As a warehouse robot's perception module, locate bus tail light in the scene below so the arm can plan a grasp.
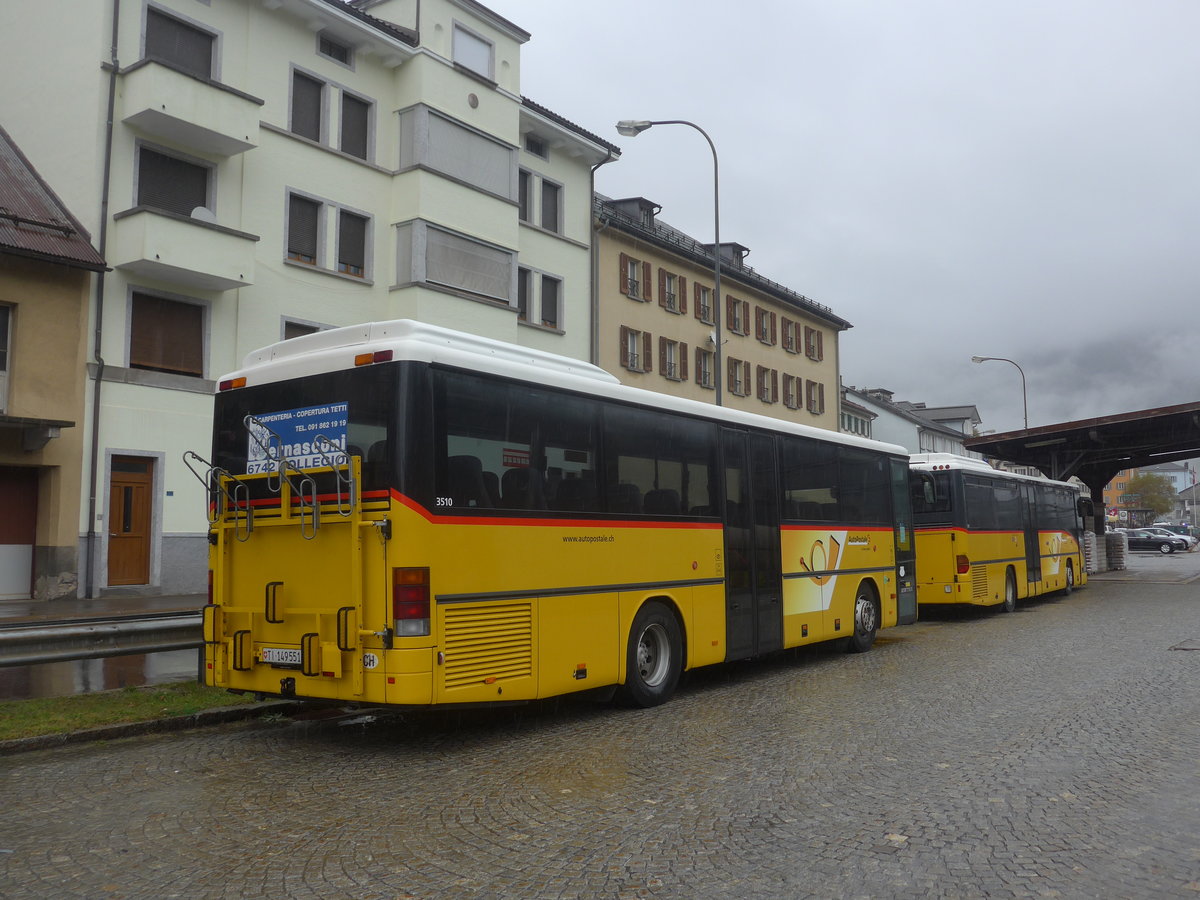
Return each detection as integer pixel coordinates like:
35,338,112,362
956,554,970,574
393,567,430,637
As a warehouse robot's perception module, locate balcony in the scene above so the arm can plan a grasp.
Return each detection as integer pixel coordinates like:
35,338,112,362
121,60,262,156
110,207,258,292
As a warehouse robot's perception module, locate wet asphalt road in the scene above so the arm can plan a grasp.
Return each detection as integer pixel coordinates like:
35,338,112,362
2,555,1199,899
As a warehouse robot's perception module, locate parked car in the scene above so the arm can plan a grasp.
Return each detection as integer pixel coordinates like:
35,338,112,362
1125,529,1188,554
1142,526,1197,549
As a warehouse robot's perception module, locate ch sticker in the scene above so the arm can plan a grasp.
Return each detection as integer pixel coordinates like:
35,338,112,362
362,652,380,670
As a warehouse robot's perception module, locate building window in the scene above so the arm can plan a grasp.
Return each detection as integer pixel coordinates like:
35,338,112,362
727,358,750,397
524,134,548,159
620,254,649,301
841,411,871,438
806,380,826,415
694,284,713,324
782,317,797,353
659,338,688,381
136,146,211,217
287,194,320,264
755,307,777,345
619,326,651,373
144,7,214,80
756,366,779,403
399,106,516,198
783,374,799,409
337,210,368,277
517,267,531,321
283,319,324,341
805,326,824,361
340,93,371,160
540,275,561,329
291,71,324,142
452,23,493,80
727,296,749,336
129,292,204,377
0,305,9,413
659,270,686,314
397,221,513,303
695,347,714,390
518,170,532,222
540,180,561,233
318,33,352,67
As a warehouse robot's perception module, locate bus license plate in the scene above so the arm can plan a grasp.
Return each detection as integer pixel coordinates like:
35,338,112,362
261,647,302,666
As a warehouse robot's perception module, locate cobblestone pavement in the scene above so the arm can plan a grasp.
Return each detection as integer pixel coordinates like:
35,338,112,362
3,577,1199,899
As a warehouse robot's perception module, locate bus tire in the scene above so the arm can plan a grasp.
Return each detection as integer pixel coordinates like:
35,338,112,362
1064,560,1075,595
619,601,682,708
846,582,879,653
1003,569,1017,613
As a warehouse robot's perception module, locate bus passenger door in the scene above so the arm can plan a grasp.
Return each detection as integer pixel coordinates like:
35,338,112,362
722,429,783,660
1022,483,1041,588
890,459,918,625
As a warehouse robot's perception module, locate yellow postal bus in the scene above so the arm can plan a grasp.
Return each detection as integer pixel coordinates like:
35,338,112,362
909,453,1088,611
196,320,917,709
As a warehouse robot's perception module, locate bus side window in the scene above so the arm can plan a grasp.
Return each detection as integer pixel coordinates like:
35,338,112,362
447,455,494,508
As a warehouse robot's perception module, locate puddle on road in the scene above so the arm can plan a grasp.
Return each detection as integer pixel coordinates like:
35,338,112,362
0,649,200,700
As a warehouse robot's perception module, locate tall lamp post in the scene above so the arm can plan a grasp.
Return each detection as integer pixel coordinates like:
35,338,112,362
616,119,723,405
971,355,1028,430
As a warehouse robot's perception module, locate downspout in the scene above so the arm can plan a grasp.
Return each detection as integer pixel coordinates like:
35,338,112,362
588,149,617,366
85,0,120,598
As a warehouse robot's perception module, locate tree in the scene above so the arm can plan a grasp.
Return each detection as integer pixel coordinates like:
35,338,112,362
1123,473,1176,518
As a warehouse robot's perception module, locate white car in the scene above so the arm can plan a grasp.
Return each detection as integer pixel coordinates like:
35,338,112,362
1143,526,1198,549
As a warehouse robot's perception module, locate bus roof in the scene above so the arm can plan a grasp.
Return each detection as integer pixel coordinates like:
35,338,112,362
222,318,910,457
910,452,1082,490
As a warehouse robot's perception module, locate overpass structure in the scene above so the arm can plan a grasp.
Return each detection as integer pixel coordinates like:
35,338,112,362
964,400,1200,519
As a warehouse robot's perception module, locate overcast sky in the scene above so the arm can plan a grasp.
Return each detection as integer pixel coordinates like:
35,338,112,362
488,0,1200,435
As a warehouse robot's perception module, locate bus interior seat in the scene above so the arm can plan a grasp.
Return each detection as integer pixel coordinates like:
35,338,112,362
643,489,681,515
363,440,388,482
482,470,500,507
502,466,547,509
447,455,493,507
554,477,597,511
610,482,642,514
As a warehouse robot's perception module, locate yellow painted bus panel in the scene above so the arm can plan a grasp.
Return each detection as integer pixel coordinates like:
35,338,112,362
687,583,726,668
386,672,432,705
537,593,619,698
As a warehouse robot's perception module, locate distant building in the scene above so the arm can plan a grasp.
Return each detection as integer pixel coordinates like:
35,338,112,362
595,196,850,430
842,386,980,456
0,126,106,600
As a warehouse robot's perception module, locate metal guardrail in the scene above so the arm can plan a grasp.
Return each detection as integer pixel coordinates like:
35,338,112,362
0,613,203,667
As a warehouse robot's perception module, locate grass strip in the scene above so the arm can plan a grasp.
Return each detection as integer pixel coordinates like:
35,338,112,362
0,681,258,741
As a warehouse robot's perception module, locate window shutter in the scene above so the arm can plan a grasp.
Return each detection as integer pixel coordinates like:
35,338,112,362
129,293,203,376
138,147,207,216
291,72,323,141
642,262,652,301
619,326,629,367
658,335,667,372
338,211,367,272
742,361,750,394
288,195,319,260
145,9,214,79
816,330,824,361
726,295,734,330
679,343,688,381
658,269,667,308
727,357,736,393
340,94,370,160
678,277,687,314
771,369,779,403
619,253,629,296
770,313,777,345
741,301,749,334
642,331,652,372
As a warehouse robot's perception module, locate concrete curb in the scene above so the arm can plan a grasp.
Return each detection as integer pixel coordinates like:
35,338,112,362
0,700,307,756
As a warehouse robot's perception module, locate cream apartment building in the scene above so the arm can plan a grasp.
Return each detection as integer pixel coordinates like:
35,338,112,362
595,196,850,431
0,0,616,598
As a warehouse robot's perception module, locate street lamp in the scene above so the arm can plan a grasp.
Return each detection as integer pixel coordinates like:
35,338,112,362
971,355,1028,430
616,119,723,405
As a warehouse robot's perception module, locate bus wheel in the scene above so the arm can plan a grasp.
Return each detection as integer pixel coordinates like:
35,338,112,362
847,583,879,653
1064,561,1075,595
1003,570,1017,613
619,602,682,708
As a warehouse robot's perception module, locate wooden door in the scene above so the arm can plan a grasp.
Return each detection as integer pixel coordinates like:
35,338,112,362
108,456,152,585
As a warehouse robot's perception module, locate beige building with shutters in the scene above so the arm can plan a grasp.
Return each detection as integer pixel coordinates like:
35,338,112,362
595,196,849,431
